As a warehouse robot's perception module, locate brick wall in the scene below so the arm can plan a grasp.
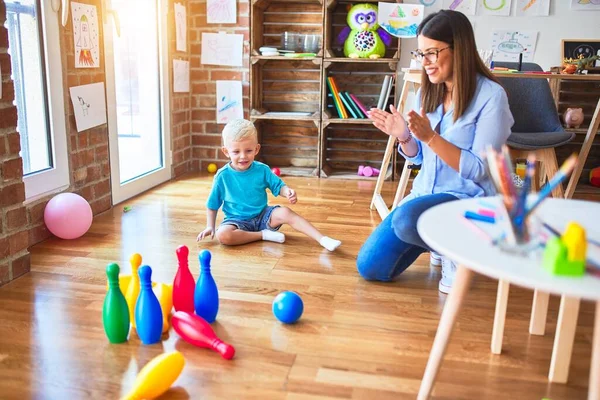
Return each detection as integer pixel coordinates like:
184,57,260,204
189,0,250,172
0,0,30,284
170,0,193,178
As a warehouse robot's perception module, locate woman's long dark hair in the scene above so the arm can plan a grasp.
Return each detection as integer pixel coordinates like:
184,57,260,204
417,10,498,122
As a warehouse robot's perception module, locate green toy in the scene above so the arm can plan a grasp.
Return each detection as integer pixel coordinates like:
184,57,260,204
543,237,585,277
337,3,391,59
103,263,131,343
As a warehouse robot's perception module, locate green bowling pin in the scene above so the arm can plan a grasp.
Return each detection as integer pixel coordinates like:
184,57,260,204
103,263,130,343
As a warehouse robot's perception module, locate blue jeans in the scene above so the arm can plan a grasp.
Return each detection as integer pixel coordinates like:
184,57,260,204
357,193,459,281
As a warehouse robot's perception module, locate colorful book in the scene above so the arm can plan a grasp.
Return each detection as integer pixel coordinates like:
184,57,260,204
328,77,348,119
339,92,358,118
326,78,344,118
349,93,369,117
342,92,365,118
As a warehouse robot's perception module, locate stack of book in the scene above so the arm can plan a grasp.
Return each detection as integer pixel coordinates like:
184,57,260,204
326,75,394,119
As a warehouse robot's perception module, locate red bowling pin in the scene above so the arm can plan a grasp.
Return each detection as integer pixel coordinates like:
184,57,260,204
171,311,235,360
172,245,195,313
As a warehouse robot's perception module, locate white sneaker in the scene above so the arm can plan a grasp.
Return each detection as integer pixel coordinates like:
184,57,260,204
439,257,457,294
430,252,442,267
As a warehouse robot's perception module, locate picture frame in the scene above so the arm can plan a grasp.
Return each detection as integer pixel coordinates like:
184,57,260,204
561,39,600,72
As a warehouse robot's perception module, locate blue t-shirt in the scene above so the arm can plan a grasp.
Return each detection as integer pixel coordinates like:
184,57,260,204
206,161,285,220
399,74,514,199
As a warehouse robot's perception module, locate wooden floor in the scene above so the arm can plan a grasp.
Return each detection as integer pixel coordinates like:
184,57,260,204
0,174,598,399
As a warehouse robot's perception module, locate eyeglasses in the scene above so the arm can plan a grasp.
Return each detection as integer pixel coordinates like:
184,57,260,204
410,46,452,63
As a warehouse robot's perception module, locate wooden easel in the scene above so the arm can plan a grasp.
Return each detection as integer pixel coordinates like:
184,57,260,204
370,69,421,220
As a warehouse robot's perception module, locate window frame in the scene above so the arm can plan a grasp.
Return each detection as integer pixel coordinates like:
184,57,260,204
11,0,70,201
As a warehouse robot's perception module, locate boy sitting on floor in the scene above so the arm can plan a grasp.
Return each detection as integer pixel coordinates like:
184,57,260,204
197,119,342,251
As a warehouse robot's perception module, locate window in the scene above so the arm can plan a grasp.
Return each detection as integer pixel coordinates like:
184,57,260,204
5,0,69,200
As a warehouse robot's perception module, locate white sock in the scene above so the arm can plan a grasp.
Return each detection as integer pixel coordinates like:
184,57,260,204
262,230,285,243
319,236,341,251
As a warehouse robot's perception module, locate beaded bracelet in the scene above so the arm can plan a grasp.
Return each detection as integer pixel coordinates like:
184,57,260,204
398,133,412,145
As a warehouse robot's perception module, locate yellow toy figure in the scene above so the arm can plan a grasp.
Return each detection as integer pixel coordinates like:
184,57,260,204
152,283,173,333
543,222,587,276
122,351,185,400
125,253,142,329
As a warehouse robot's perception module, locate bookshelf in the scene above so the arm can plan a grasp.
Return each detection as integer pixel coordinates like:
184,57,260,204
250,0,405,178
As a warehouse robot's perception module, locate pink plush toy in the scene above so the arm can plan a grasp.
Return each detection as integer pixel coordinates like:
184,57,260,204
563,108,584,129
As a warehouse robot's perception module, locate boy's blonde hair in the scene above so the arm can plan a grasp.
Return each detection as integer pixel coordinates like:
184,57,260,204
222,119,257,146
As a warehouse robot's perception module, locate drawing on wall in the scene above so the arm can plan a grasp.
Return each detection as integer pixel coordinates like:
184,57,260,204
207,0,236,24
516,0,550,16
216,81,243,124
71,2,100,68
402,0,442,14
173,60,190,93
69,82,107,132
378,3,424,38
201,32,243,67
491,30,538,62
175,2,187,52
443,0,477,15
479,0,512,16
571,0,600,10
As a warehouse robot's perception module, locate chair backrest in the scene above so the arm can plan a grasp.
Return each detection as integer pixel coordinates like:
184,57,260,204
493,62,564,133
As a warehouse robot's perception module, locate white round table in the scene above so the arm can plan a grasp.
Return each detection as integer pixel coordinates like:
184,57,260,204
415,197,600,400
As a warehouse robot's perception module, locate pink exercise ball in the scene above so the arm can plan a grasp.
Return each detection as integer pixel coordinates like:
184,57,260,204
44,193,93,239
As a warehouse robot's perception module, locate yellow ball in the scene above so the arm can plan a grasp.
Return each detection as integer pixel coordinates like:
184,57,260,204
207,163,217,173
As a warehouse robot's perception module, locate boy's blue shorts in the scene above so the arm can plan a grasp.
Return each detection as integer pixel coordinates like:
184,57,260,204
219,205,281,232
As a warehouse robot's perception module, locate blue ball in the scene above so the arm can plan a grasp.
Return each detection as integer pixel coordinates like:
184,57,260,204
272,291,303,324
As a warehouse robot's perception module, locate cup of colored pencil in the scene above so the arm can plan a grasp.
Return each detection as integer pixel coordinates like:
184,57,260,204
484,145,578,252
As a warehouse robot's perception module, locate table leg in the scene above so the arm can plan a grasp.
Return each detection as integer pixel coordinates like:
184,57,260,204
491,279,510,354
589,301,600,400
549,295,580,383
417,266,473,400
529,290,550,336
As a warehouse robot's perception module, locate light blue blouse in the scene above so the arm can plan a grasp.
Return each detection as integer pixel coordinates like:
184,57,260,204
400,74,514,199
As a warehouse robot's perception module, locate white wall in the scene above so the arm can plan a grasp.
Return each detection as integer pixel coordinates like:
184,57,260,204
398,1,600,70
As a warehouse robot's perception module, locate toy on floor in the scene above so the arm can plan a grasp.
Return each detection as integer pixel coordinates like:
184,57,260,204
357,165,380,177
123,206,132,213
271,167,281,176
44,192,93,239
121,351,185,400
273,291,304,324
135,265,163,345
125,253,142,329
153,283,173,333
543,222,587,277
590,166,600,188
194,250,219,323
173,245,196,313
172,311,235,359
103,263,130,343
207,163,218,173
337,3,390,59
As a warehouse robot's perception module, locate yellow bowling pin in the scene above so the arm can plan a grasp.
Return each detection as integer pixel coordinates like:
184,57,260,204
125,253,142,329
153,283,173,333
121,351,185,400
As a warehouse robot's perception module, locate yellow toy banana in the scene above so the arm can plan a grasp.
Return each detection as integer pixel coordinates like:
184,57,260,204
121,351,185,400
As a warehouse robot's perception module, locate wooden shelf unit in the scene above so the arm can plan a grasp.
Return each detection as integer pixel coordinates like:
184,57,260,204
250,0,403,179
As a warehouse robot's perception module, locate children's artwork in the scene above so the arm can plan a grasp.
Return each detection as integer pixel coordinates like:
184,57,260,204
201,32,244,67
207,0,236,23
173,60,190,93
216,81,243,124
403,0,443,14
491,30,538,62
71,2,100,68
443,0,477,15
378,3,424,38
69,82,107,132
516,0,550,16
571,0,600,10
175,3,187,52
479,0,512,16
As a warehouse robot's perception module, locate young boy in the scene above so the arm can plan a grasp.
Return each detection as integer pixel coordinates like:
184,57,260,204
197,119,342,251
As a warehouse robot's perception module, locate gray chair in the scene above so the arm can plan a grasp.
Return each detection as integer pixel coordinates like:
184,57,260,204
494,62,575,197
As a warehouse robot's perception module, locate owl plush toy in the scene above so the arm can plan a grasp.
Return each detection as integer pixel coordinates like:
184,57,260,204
337,3,391,59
